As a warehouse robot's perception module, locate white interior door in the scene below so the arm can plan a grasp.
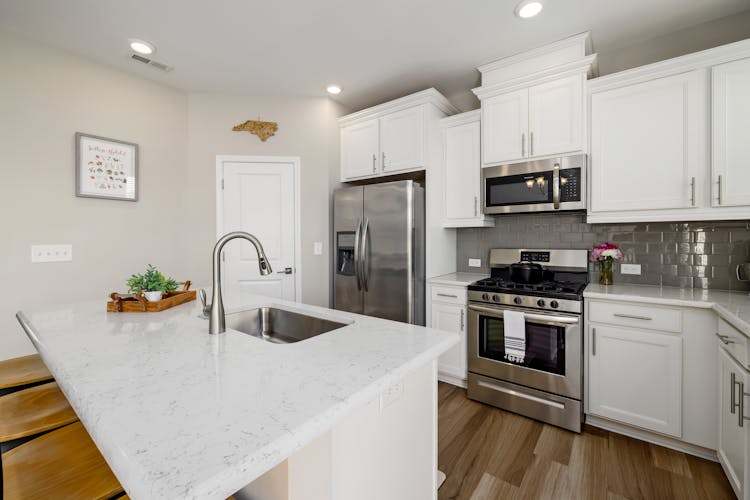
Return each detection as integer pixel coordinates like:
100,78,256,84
220,157,298,301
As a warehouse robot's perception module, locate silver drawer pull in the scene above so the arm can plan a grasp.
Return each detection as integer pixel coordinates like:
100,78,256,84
436,293,458,298
613,313,653,321
476,380,565,410
717,333,736,345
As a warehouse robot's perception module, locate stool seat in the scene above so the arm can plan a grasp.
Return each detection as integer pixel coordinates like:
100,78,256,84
0,381,78,442
2,421,123,500
0,354,52,390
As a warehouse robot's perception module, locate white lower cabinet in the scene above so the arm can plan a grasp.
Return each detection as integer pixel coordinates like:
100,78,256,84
427,284,468,387
588,324,683,437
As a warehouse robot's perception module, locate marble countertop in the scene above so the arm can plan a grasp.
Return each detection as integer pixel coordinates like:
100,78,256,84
427,272,488,287
17,294,458,500
584,283,750,335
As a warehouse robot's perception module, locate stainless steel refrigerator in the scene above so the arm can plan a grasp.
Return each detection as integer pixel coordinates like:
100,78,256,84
333,180,425,325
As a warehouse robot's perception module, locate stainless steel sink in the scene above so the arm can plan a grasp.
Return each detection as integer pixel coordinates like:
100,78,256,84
224,307,349,344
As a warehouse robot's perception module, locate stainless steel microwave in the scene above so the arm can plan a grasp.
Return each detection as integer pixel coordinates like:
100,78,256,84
482,154,586,214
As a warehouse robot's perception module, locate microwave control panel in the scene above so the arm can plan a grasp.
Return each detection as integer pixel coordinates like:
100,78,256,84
559,168,581,202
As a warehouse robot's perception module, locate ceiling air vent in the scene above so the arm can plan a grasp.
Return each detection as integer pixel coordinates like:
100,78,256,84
130,53,173,72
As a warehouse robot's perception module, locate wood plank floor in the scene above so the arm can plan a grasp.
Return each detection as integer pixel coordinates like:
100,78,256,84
437,382,735,500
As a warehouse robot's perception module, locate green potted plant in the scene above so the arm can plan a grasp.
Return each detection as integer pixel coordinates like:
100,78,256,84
126,265,179,302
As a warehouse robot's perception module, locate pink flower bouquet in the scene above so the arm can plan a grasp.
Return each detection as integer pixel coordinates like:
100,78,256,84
590,242,623,262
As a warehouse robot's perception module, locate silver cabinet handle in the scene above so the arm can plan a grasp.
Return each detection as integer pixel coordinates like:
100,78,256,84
276,267,293,275
382,152,386,171
530,131,534,156
460,309,465,331
372,154,377,173
718,175,723,205
354,218,362,291
690,177,696,207
552,163,560,210
474,196,478,216
521,133,526,157
361,218,370,292
731,372,737,414
592,327,596,356
740,379,747,428
716,332,735,345
437,293,458,298
613,313,652,321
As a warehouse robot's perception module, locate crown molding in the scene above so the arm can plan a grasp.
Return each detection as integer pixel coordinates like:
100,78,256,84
338,88,459,127
477,31,592,75
439,109,480,127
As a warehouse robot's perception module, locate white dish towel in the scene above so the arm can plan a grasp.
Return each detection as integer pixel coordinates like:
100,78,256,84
503,310,526,363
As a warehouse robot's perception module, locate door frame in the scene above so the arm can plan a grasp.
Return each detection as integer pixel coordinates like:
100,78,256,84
215,155,302,302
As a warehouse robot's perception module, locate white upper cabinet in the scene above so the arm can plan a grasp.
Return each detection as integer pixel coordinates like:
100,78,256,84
712,56,750,208
590,70,707,213
441,111,494,228
339,89,458,183
473,32,596,167
341,118,380,180
528,74,584,157
482,89,528,165
380,106,425,174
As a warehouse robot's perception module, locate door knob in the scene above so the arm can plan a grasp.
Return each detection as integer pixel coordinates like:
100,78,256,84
277,267,293,275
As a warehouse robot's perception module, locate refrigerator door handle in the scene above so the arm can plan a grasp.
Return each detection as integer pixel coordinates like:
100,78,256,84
361,218,370,292
353,218,362,291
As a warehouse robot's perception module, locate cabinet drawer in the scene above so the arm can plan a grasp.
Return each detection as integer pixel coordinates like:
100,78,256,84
430,286,467,305
589,301,682,333
718,318,748,367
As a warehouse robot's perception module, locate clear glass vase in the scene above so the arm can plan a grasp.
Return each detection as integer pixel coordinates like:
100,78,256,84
599,259,614,285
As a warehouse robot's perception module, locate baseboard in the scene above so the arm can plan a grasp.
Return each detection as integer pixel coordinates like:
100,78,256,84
438,373,467,388
585,415,718,462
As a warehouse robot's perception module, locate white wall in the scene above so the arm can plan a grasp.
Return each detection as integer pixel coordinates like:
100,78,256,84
0,33,189,359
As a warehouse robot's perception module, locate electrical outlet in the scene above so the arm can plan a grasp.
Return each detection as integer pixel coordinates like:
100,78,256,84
468,258,481,268
313,242,323,255
379,382,403,411
620,263,641,275
31,244,73,263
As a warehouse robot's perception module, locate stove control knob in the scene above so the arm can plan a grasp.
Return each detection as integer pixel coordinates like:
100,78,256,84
492,294,500,302
482,293,490,301
550,300,559,309
513,297,523,305
537,299,546,307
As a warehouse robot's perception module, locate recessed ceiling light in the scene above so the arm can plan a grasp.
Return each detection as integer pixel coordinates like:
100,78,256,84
129,39,155,55
326,84,342,95
514,0,543,18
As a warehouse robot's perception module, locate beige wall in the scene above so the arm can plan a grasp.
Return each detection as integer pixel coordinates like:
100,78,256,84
0,33,189,360
184,93,343,307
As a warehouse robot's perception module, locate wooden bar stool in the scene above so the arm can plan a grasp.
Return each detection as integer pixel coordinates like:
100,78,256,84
0,354,53,395
0,381,78,445
2,421,123,500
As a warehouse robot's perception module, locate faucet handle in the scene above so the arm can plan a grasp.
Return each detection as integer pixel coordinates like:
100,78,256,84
199,289,211,317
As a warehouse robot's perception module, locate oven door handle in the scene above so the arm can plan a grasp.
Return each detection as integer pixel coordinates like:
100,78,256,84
468,304,580,326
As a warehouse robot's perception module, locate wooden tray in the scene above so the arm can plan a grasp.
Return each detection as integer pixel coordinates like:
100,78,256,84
107,283,196,312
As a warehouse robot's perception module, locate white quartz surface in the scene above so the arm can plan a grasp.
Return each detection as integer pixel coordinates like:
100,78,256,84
427,272,488,287
17,294,458,500
584,283,750,336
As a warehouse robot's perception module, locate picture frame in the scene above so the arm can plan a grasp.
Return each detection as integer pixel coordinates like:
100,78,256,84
75,132,139,201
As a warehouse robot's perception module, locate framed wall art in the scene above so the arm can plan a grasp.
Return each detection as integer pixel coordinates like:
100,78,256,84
75,132,139,201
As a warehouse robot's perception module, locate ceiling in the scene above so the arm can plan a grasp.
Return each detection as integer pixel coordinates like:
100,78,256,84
1,0,749,111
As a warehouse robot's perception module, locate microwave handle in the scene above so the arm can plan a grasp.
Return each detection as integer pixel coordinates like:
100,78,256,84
553,163,560,210
468,304,579,325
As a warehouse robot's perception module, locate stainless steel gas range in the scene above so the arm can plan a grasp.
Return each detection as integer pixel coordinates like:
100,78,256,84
466,248,589,433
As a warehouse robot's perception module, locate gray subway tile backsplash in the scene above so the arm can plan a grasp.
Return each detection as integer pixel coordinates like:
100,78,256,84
456,213,750,292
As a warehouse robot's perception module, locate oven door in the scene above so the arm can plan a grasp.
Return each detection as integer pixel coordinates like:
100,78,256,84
467,303,581,399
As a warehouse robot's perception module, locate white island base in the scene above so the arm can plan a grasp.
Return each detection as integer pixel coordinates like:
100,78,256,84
237,361,438,500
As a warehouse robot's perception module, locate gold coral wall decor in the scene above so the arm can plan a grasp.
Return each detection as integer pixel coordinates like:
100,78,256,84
232,119,279,142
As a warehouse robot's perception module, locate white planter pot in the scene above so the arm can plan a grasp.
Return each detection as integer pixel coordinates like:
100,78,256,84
143,291,163,302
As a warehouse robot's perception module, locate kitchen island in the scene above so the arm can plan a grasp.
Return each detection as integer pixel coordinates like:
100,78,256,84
16,293,458,500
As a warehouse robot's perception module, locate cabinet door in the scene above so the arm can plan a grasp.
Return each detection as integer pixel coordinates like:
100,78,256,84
482,88,528,165
590,70,707,212
432,302,466,382
528,74,583,158
712,57,750,208
588,324,682,437
341,119,379,181
444,120,481,221
379,106,425,174
717,347,746,498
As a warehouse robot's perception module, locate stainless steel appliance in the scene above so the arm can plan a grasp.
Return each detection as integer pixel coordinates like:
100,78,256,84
333,181,425,325
467,248,589,432
482,154,586,214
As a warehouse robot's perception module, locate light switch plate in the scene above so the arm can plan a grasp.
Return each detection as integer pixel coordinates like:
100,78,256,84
468,258,481,268
313,242,323,255
31,244,73,263
379,382,403,411
620,263,641,275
